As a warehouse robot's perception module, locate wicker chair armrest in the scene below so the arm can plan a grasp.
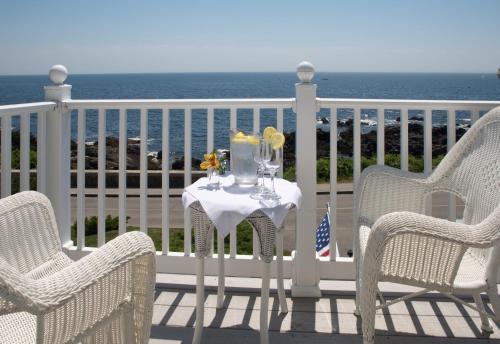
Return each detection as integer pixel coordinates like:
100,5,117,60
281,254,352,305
0,231,155,313
354,165,430,227
372,210,500,247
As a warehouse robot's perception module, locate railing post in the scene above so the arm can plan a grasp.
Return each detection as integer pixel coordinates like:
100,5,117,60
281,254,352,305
43,65,72,247
291,61,321,297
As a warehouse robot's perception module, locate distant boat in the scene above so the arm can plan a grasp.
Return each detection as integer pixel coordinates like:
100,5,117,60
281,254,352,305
497,68,500,79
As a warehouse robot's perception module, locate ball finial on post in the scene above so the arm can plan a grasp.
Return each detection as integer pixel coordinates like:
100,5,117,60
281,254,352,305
296,61,315,83
49,64,68,86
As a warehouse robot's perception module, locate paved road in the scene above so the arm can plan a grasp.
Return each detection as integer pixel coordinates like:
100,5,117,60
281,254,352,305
71,185,464,256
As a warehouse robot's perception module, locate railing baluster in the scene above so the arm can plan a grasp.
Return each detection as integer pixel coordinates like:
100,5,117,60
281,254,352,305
1,115,12,198
207,107,214,152
447,109,457,221
97,108,106,246
400,108,409,171
376,108,385,165
118,108,127,235
140,108,148,233
207,107,215,255
252,107,260,259
162,108,170,254
230,107,237,131
277,107,284,178
184,108,192,256
353,108,361,185
471,109,480,125
229,107,237,258
253,107,260,134
19,113,30,191
329,107,338,261
36,111,46,193
76,109,86,249
423,108,432,215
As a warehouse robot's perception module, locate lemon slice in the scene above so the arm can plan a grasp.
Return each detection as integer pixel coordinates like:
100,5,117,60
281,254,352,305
232,131,247,143
270,132,285,150
246,135,259,145
234,132,246,139
263,126,277,143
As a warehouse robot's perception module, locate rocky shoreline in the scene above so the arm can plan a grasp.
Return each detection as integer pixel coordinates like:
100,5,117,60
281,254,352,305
1,120,469,188
75,119,468,172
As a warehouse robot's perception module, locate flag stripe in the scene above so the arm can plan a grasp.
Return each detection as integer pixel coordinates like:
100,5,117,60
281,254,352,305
316,212,330,257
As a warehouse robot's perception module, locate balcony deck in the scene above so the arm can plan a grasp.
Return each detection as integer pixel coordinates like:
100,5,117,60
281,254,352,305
151,274,500,343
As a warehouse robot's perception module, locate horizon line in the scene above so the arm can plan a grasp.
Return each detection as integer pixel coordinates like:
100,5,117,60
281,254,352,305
0,70,497,77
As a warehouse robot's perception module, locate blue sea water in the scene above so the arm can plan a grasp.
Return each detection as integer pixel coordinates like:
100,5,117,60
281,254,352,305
1,72,499,160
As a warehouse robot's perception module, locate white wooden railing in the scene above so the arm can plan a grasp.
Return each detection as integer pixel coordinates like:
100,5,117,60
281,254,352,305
64,99,294,258
0,102,55,198
1,63,499,296
317,98,500,264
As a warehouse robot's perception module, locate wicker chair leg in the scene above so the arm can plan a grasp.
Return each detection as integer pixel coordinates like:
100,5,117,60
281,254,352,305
487,284,500,322
355,284,361,315
360,280,377,344
473,293,493,332
217,232,225,310
354,258,361,316
260,261,270,344
122,306,135,343
276,231,288,314
193,257,205,344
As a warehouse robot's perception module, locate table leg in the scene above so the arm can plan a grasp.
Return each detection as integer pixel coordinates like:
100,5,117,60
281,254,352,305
217,232,225,309
260,260,270,344
192,257,205,344
276,230,288,314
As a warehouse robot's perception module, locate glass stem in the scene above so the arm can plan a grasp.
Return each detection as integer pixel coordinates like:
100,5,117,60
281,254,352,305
259,165,262,187
271,172,276,193
260,164,265,188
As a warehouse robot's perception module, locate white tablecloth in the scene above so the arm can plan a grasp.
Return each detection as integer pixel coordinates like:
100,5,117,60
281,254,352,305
182,175,302,237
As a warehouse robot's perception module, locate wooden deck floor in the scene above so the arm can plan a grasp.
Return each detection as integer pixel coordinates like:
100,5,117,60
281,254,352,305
150,275,499,343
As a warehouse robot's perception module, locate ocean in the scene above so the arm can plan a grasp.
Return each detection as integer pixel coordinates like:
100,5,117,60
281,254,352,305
1,72,499,160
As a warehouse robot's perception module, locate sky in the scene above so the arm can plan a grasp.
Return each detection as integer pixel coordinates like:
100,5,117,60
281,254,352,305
0,0,499,75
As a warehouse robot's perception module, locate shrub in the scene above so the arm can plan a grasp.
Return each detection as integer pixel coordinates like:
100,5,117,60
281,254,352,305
282,154,445,183
11,149,37,169
283,165,296,182
337,157,353,180
71,215,130,237
317,158,330,182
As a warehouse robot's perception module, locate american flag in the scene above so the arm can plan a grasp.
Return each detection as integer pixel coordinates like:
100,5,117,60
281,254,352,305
316,209,330,257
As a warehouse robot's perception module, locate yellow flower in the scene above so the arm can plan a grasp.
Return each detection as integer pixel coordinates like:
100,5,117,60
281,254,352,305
200,152,220,170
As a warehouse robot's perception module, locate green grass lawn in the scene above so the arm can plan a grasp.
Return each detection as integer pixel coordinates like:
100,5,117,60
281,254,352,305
71,218,291,256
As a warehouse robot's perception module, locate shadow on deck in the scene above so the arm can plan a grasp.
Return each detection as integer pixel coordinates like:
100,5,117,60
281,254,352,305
150,277,499,343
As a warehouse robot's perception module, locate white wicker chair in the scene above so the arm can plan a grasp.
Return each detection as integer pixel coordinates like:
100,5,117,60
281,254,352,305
0,191,156,343
354,107,500,344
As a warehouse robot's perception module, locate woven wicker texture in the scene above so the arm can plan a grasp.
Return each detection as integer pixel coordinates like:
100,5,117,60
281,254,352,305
354,107,500,343
0,191,156,343
190,201,280,263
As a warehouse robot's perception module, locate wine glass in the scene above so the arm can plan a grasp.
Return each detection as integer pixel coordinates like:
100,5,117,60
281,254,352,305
250,138,270,199
263,142,282,200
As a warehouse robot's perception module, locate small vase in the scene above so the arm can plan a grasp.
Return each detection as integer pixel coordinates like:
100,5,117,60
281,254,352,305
207,167,220,188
